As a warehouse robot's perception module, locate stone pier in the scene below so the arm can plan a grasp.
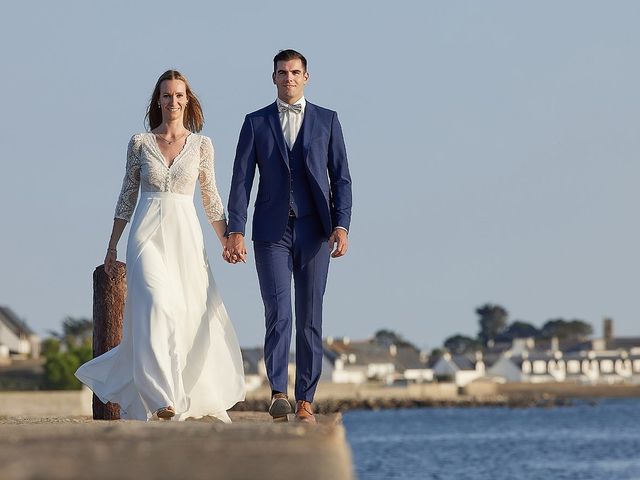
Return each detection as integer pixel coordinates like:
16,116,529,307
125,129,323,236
0,412,354,480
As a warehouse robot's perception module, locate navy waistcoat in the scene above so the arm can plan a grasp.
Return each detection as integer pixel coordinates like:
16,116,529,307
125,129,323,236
288,119,316,218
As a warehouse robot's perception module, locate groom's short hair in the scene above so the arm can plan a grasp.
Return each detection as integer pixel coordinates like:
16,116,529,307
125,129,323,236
273,49,308,73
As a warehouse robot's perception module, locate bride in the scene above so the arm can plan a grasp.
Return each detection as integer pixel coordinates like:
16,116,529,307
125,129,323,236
76,70,245,422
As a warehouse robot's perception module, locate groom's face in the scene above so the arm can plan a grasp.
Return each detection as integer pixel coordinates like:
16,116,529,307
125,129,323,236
272,59,308,104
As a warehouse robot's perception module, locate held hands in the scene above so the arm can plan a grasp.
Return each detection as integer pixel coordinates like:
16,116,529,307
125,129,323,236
222,229,347,262
223,233,247,264
329,228,348,258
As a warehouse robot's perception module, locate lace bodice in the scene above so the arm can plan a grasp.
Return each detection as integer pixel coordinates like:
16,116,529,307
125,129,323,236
114,133,226,224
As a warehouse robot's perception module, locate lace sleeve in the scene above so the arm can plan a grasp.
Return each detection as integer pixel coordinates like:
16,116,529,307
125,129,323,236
114,135,141,222
199,136,226,224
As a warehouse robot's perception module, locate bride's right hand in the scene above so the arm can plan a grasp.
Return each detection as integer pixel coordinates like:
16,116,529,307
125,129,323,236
104,249,117,277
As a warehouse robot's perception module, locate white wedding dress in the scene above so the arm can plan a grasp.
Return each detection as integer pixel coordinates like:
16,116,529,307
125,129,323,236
76,133,245,422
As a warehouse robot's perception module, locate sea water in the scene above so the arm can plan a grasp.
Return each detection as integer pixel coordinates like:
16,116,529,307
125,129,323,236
343,397,640,480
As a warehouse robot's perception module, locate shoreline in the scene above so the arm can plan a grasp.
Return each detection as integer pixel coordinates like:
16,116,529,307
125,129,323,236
1,382,640,418
234,382,640,413
232,395,585,412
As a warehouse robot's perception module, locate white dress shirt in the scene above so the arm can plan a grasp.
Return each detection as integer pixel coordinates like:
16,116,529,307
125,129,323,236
277,96,306,149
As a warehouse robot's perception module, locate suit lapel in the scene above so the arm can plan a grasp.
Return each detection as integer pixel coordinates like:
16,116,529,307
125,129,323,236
267,102,290,168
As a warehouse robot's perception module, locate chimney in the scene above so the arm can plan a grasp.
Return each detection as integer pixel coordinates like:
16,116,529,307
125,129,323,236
603,317,613,342
551,336,559,352
389,344,397,357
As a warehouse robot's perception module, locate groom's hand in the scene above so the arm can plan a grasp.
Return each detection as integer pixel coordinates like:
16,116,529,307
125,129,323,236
226,233,247,264
329,228,348,258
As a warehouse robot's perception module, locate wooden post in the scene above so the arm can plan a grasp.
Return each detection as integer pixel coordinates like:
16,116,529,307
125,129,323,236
92,261,126,420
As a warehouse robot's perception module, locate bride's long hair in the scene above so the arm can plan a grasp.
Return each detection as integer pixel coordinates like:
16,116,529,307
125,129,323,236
145,70,205,132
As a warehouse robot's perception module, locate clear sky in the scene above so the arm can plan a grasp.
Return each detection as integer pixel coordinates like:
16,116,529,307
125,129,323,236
1,1,638,351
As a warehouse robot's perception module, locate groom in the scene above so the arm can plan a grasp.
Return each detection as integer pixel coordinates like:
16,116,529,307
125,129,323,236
226,49,352,422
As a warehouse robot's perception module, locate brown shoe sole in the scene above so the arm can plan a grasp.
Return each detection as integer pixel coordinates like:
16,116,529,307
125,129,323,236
156,407,175,420
269,397,292,420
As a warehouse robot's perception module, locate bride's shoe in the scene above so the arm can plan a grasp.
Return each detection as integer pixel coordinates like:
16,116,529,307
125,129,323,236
156,406,176,420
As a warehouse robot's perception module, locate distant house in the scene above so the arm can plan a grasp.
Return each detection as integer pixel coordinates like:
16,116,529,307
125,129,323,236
389,344,433,383
488,349,640,384
323,336,435,384
486,325,640,384
239,347,301,391
241,347,267,392
570,350,640,384
0,306,40,361
485,354,524,383
322,337,398,384
321,345,367,384
487,351,561,383
431,352,485,386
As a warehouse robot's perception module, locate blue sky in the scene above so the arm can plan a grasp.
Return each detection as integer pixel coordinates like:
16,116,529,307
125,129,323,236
1,1,638,350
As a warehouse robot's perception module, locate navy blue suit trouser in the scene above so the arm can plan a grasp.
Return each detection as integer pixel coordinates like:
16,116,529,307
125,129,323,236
254,215,330,402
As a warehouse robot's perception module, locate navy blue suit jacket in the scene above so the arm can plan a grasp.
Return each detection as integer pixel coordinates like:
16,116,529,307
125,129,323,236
227,101,352,242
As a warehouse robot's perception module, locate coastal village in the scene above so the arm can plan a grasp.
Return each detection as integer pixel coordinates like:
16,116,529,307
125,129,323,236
3,304,640,479
244,318,640,391
2,304,640,391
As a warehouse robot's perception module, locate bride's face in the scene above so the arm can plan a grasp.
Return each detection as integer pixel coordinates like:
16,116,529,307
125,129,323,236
158,79,188,123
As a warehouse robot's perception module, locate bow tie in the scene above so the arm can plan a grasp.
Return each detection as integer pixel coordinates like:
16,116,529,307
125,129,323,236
278,103,303,114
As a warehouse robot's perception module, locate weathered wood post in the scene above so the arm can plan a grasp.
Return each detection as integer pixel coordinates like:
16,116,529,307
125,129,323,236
92,261,126,420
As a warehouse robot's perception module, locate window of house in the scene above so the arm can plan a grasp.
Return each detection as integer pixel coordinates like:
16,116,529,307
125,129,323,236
533,361,547,374
600,359,614,373
567,360,580,373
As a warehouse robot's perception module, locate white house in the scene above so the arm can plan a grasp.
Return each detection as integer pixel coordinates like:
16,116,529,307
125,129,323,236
431,352,484,386
241,347,267,392
321,344,368,384
487,337,640,384
390,345,433,383
0,306,40,360
322,337,398,384
487,351,560,383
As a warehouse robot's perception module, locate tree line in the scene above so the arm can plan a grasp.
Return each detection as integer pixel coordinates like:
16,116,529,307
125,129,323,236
443,303,593,355
41,317,93,389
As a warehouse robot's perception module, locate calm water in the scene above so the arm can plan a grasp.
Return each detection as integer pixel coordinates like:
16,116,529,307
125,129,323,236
343,398,640,480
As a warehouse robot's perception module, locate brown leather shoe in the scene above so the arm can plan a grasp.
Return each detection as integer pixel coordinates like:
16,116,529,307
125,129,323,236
295,400,316,423
269,393,292,421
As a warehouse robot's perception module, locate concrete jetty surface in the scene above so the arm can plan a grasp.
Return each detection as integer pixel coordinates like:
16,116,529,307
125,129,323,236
0,412,354,480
